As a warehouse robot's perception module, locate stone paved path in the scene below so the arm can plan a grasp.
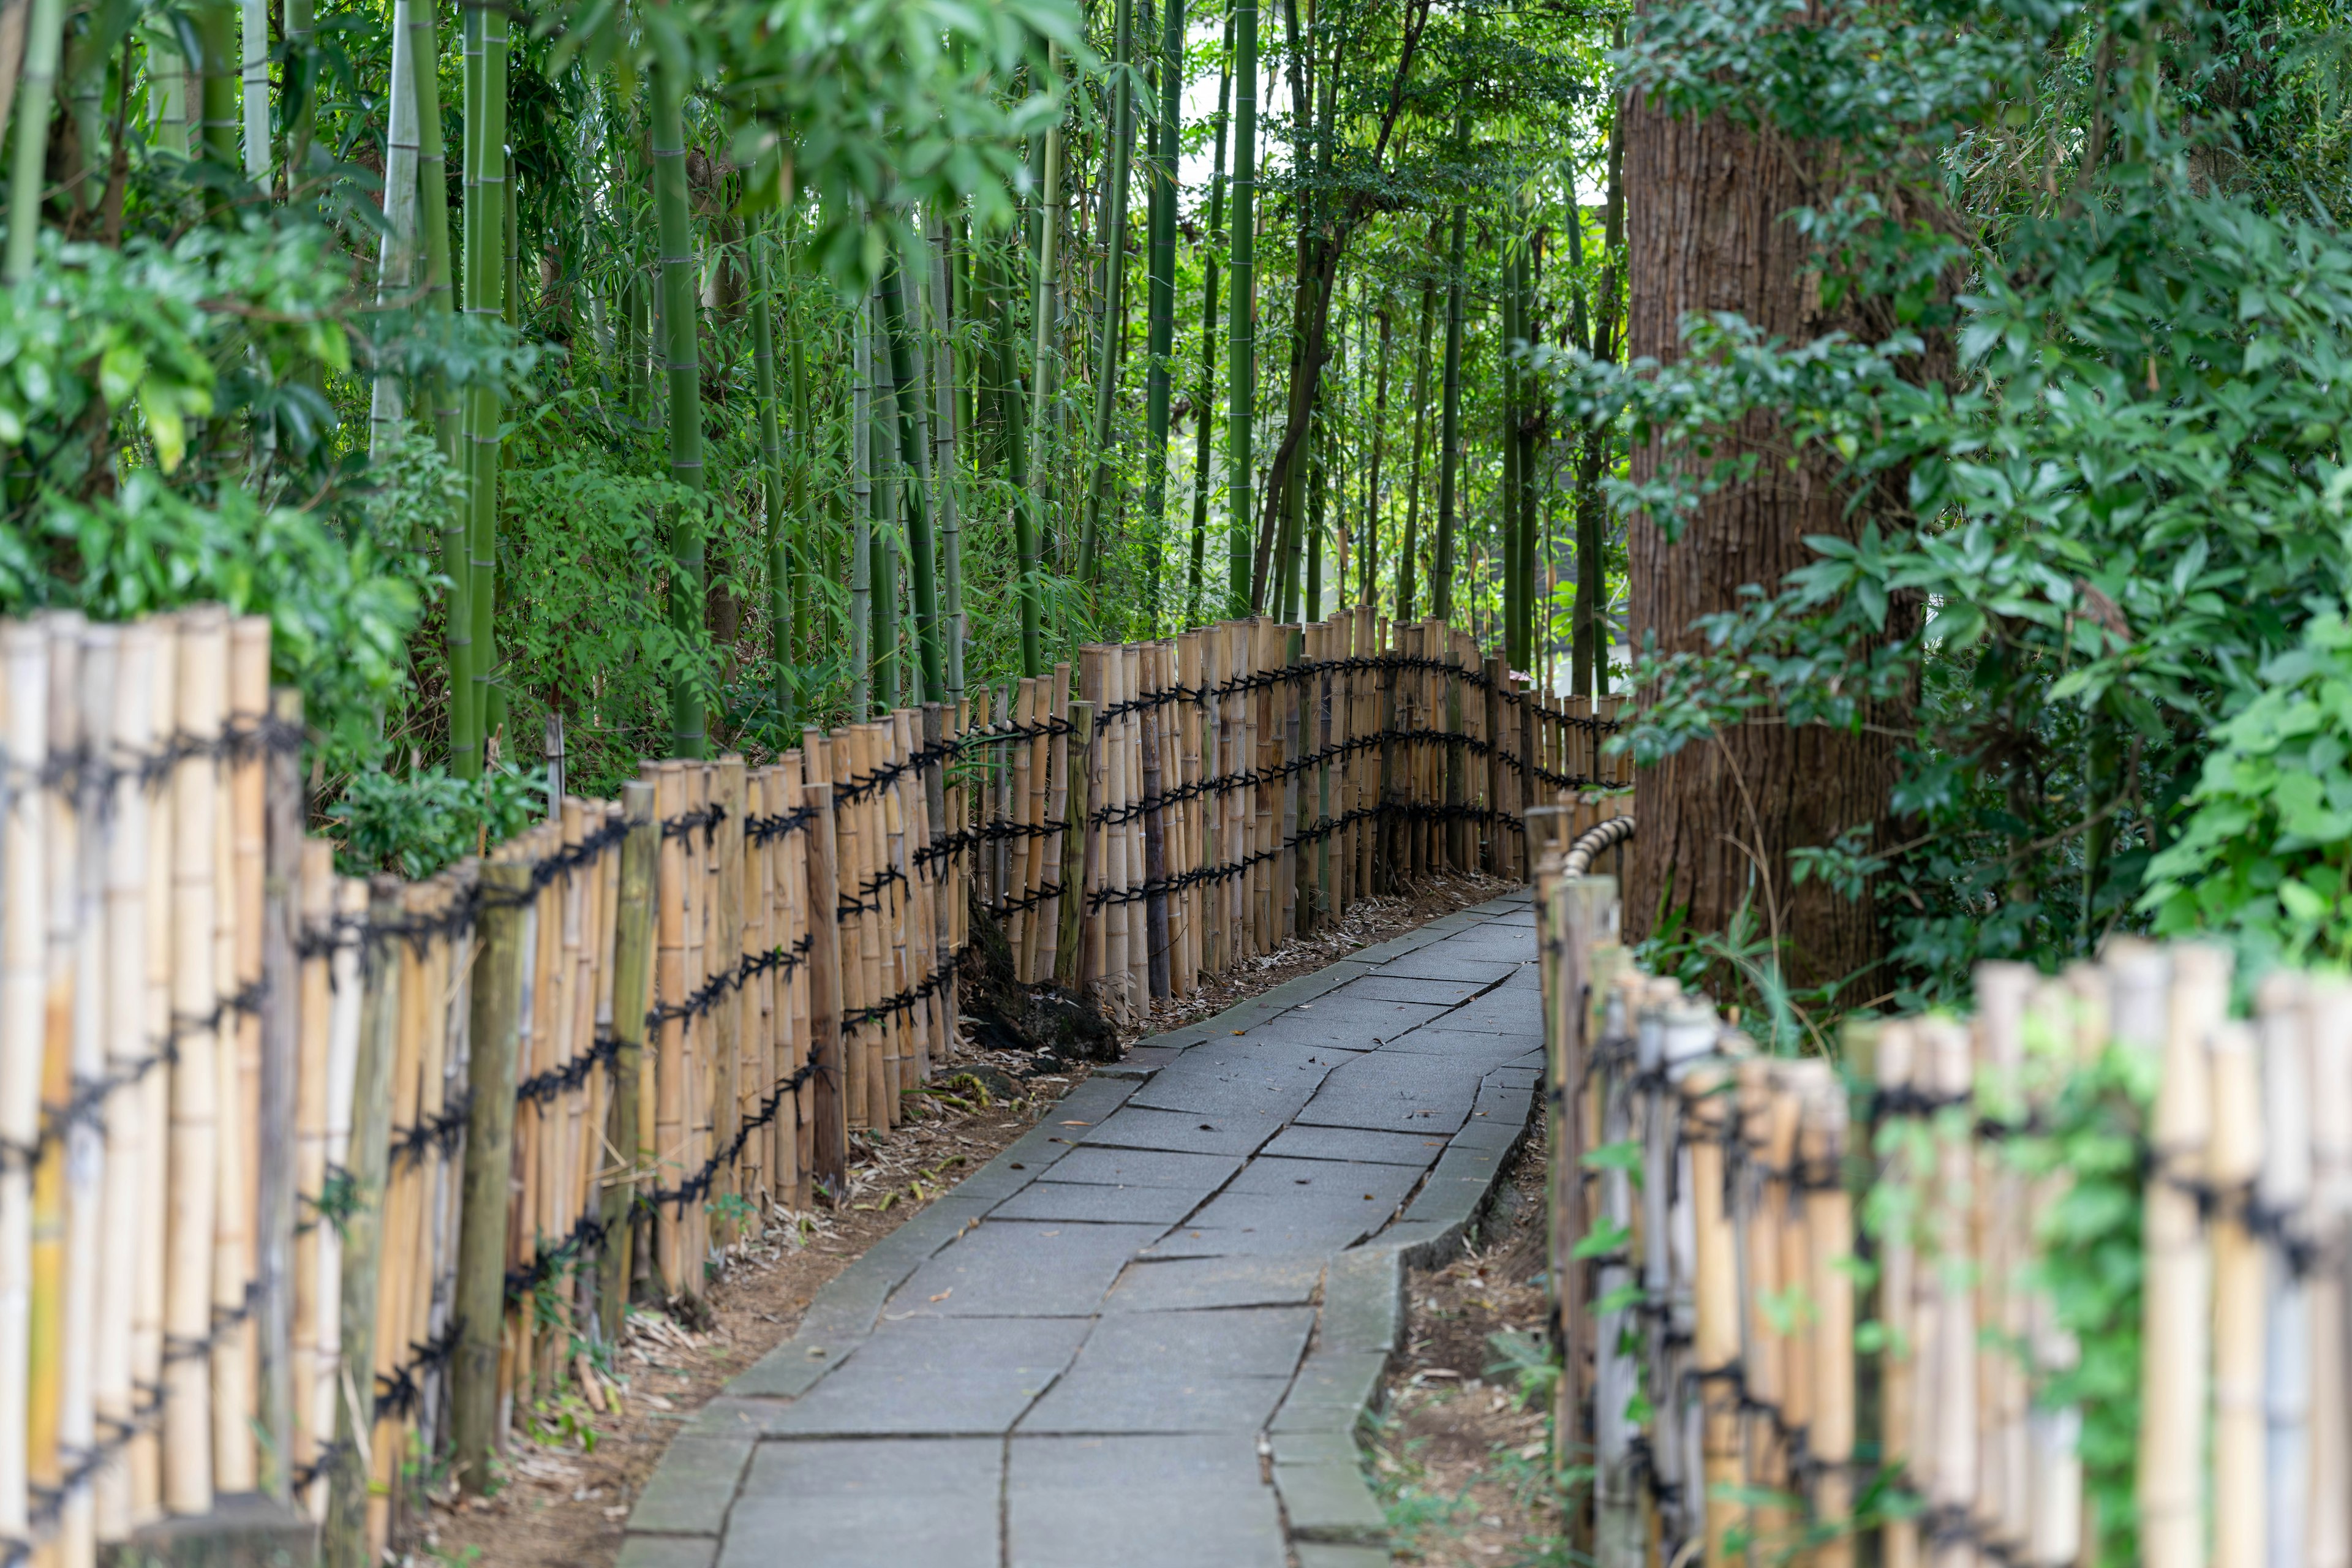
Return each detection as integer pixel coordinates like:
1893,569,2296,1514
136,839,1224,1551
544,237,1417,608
620,892,1543,1568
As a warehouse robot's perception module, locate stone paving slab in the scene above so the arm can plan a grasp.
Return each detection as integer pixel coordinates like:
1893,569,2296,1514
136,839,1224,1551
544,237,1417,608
1007,1436,1288,1568
886,1219,1166,1317
1099,1254,1325,1311
760,1315,1091,1436
721,1437,1001,1568
627,893,1545,1568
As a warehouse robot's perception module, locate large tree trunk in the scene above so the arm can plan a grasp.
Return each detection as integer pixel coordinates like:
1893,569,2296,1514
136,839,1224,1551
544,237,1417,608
1622,91,1897,997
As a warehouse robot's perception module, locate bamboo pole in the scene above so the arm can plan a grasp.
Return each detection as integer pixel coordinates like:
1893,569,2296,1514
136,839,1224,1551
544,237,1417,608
2139,944,2226,1568
801,769,847,1191
453,861,529,1490
1875,1019,1921,1568
1055,703,1096,993
323,879,401,1568
1687,1057,1741,1567
2307,977,2352,1568
2211,1016,2264,1568
288,842,334,1513
598,783,655,1340
1800,1058,1856,1568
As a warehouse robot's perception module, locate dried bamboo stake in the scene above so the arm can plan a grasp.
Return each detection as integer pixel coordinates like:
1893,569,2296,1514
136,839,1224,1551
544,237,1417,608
645,763,685,1289
775,764,812,1207
1872,1019,1920,1568
715,758,747,1237
1039,666,1072,986
287,842,334,1513
1687,1057,1742,1568
597,783,655,1340
309,875,363,1522
1977,962,2035,1559
1920,1015,1977,1568
1796,1059,1856,1568
2209,1017,2264,1568
2255,973,2311,1568
1738,1059,1793,1556
0,622,42,1550
1140,644,1170,1003
2307,977,2352,1568
801,767,848,1191
212,615,268,1501
2023,974,2093,1568
454,861,530,1491
323,880,402,1568
882,718,914,1111
160,608,227,1514
858,726,892,1129
2139,943,2226,1568
25,617,83,1556
368,882,433,1550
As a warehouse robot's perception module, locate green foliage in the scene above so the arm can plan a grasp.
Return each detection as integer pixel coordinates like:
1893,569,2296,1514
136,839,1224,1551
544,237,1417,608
1547,0,2352,1005
2143,608,2352,970
330,762,551,879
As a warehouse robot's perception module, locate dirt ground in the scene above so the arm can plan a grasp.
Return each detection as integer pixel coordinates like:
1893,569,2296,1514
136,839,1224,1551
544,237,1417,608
1367,1122,1572,1568
418,872,1520,1568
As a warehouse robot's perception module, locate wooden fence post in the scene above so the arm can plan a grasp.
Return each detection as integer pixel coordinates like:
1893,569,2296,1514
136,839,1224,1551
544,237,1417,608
256,687,303,1498
324,878,402,1568
598,783,656,1342
1055,701,1096,993
1140,655,1170,1001
802,778,848,1191
452,862,529,1493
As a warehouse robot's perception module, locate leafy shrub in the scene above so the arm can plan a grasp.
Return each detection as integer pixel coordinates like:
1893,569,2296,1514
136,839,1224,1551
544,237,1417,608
331,763,552,879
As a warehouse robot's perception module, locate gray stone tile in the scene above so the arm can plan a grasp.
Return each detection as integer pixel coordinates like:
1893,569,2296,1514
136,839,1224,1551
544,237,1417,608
1449,1115,1526,1153
762,1314,1090,1435
1363,1027,1536,1066
1129,1045,1335,1120
1326,973,1491,1008
1317,1247,1404,1354
1270,1349,1392,1433
619,1537,717,1568
1277,1460,1389,1542
1077,1104,1282,1157
1042,1145,1245,1190
1008,1435,1287,1568
1259,1123,1454,1166
1294,1544,1393,1568
629,1434,752,1534
1242,997,1453,1050
888,1220,1167,1317
1018,1310,1310,1433
992,1180,1205,1225
1019,1367,1292,1433
1370,951,1519,986
1434,989,1544,1036
1085,1304,1318,1376
1101,1254,1325,1311
721,1437,1000,1568
1270,1429,1363,1468
1293,1054,1484,1134
1225,1157,1423,1207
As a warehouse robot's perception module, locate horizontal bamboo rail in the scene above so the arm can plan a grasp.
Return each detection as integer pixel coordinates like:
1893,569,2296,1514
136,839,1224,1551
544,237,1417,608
1537,846,2351,1568
0,605,1621,1566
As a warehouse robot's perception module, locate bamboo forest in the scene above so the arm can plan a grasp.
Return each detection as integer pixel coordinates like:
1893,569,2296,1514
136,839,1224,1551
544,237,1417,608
9,0,2352,1559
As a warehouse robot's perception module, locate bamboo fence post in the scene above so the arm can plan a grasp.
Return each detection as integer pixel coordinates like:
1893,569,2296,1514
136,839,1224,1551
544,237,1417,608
1687,1057,1741,1568
1736,1057,1790,1556
1976,962,2033,1559
1011,677,1037,963
2211,1017,2264,1568
163,608,226,1515
858,726,892,1128
1141,646,1170,1001
1175,631,1203,990
0,622,41,1551
1797,1058,1856,1568
27,615,78,1548
287,843,335,1516
2141,944,2226,1568
453,861,529,1491
1921,1016,1976,1568
714,757,747,1238
323,878,402,1568
2307,978,2352,1568
741,773,771,1214
1055,703,1096,993
801,774,848,1191
777,763,813,1207
1125,644,1148,1011
1873,1019,1921,1568
648,763,686,1286
250,683,301,1499
2254,974,2312,1568
1040,665,1072,986
598,783,656,1342
368,883,430,1550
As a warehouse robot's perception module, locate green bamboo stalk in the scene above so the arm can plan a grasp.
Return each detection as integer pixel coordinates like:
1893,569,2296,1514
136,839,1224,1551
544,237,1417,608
1517,233,1542,676
415,0,457,467
787,256,813,663
1139,0,1186,625
1305,402,1325,619
1501,244,1525,669
1431,195,1466,625
651,32,706,756
1365,307,1391,609
1396,273,1434,620
240,0,268,184
880,239,944,703
1224,0,1257,618
368,0,422,462
3,0,63,281
851,289,873,714
1076,0,1139,598
753,219,791,729
456,0,510,775
1019,44,1065,676
453,862,528,1491
1185,4,1233,625
927,210,967,699
870,278,900,710
284,0,315,180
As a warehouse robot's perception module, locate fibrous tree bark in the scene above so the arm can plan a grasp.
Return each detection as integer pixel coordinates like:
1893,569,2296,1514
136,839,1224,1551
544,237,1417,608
1622,83,1900,993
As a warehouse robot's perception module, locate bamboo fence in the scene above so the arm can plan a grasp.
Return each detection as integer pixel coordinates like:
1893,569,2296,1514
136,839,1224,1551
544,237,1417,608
0,604,1623,1566
1537,844,2352,1568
